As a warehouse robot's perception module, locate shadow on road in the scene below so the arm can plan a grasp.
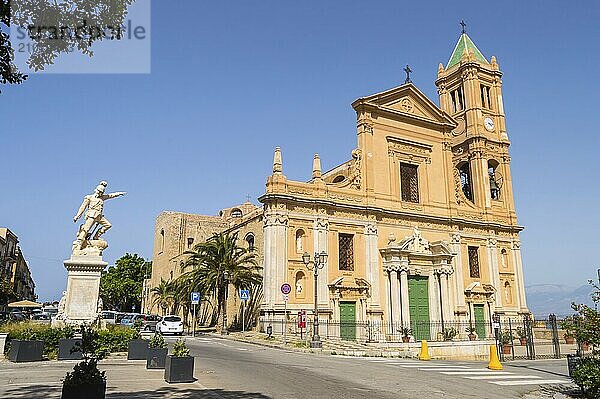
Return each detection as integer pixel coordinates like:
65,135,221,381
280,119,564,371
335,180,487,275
3,385,272,399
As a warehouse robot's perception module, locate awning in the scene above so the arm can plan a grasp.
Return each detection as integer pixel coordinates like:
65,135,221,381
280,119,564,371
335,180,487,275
7,300,42,308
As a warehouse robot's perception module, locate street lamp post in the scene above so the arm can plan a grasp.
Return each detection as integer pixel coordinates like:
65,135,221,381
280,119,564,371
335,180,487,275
222,271,229,335
302,251,328,349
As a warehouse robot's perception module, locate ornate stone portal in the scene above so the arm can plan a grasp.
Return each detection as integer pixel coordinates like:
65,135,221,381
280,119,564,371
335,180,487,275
55,181,125,325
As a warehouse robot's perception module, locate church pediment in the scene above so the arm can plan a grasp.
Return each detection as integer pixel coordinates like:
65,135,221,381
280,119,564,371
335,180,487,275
352,83,456,128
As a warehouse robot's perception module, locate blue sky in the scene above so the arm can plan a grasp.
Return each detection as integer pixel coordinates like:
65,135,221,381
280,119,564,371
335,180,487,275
2,1,599,301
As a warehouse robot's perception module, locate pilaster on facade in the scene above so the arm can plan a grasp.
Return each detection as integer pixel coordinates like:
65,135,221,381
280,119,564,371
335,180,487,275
313,216,329,309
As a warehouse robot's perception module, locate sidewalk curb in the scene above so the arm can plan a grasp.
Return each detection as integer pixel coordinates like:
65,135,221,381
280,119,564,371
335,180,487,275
201,333,330,355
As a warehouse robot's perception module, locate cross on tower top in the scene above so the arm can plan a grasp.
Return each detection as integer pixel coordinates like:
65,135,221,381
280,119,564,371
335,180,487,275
246,194,251,203
403,65,412,84
460,20,467,34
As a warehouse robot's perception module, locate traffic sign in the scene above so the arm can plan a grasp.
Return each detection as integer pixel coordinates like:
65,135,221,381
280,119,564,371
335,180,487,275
281,283,292,295
239,289,250,301
191,292,200,305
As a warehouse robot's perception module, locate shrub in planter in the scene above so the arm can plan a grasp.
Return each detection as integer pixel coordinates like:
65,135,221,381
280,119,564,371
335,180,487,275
465,326,477,341
146,333,168,369
127,330,148,360
500,330,514,355
442,327,458,341
515,327,528,346
399,326,412,343
572,357,600,398
61,326,107,399
165,339,194,383
8,328,44,362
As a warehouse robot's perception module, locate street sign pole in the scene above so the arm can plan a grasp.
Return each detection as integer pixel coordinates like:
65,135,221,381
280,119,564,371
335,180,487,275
192,302,196,337
242,300,245,333
284,297,287,345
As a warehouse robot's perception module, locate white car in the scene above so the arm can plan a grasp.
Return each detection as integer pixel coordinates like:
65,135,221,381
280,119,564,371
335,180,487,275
157,315,184,335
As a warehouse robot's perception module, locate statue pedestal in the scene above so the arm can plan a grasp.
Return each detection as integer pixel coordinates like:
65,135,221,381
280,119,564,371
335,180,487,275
61,254,107,325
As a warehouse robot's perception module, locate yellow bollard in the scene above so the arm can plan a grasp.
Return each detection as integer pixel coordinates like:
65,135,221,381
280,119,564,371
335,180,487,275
487,344,503,370
419,340,431,361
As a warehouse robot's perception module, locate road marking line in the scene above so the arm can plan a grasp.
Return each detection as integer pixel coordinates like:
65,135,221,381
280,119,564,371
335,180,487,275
420,368,478,371
491,379,571,386
442,371,514,375
464,375,543,380
396,364,476,370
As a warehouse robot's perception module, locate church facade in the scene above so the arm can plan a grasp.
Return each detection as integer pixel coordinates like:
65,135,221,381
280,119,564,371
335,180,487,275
148,32,528,338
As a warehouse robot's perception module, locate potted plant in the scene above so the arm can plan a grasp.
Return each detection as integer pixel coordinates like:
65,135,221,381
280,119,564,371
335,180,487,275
465,326,477,341
61,326,106,399
146,333,168,369
442,327,458,341
500,330,513,355
8,328,44,362
165,339,194,383
560,317,576,344
515,327,528,346
399,326,412,343
127,329,148,360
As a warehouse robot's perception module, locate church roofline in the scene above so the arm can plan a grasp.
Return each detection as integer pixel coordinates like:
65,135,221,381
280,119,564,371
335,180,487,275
446,33,489,69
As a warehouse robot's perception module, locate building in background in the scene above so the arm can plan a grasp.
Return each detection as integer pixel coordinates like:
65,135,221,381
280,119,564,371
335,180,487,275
149,31,529,338
0,228,36,304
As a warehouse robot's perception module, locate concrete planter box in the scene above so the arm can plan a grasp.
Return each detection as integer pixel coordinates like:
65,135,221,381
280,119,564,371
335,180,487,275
146,347,168,369
58,339,83,361
61,381,106,399
127,339,148,360
8,340,44,362
164,355,194,383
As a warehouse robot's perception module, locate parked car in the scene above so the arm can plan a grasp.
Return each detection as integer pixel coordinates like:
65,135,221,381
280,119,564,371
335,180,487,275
101,311,119,324
8,310,26,322
156,315,184,335
31,313,51,323
139,314,161,332
120,313,141,328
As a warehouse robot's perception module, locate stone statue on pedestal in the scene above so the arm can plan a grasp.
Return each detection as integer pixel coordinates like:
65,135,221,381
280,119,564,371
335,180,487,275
55,181,125,326
72,180,126,256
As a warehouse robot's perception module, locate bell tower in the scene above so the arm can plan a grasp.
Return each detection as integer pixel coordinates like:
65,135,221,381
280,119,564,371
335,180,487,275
435,26,517,222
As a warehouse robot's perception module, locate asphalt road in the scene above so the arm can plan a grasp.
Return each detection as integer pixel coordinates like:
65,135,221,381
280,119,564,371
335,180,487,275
182,335,576,399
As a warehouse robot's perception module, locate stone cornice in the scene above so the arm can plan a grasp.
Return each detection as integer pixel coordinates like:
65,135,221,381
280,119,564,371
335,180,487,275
258,193,524,233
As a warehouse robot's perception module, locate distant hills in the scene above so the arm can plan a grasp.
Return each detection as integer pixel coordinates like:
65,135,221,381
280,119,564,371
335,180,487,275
525,284,596,318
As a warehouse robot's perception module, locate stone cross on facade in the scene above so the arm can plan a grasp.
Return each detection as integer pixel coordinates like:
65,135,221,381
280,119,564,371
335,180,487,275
404,65,412,84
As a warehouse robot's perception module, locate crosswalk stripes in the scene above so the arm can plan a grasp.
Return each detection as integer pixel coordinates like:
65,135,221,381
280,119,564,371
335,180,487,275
366,359,571,387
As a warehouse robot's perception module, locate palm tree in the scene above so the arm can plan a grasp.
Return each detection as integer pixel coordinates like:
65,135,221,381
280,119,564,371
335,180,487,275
182,232,262,328
150,278,175,315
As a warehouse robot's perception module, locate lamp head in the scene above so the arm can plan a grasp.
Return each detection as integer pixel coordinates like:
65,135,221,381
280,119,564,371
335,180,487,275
302,252,310,265
318,251,328,265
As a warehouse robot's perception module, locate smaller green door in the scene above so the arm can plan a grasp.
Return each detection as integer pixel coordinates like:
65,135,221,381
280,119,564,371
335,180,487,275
339,302,356,341
408,276,430,341
473,304,486,339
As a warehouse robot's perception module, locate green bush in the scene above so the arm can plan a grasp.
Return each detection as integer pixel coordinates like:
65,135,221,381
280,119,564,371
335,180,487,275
94,325,138,356
572,357,600,398
2,322,74,358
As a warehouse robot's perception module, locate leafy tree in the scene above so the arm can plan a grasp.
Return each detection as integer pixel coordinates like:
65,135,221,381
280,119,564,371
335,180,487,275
0,0,135,93
99,253,151,312
150,278,174,316
0,276,17,308
182,232,261,328
565,280,600,398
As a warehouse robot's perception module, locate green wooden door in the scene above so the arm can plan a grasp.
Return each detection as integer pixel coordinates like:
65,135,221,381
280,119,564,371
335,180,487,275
473,304,486,339
408,276,430,340
339,302,356,341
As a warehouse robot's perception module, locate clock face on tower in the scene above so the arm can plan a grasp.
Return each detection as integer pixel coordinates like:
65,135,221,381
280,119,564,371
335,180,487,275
484,117,495,131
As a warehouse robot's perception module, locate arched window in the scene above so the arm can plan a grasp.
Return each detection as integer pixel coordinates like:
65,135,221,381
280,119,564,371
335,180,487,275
245,233,255,250
187,237,194,249
458,162,474,202
159,229,165,252
231,208,243,218
295,271,305,298
295,229,305,253
169,270,174,281
332,175,345,183
488,160,501,200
